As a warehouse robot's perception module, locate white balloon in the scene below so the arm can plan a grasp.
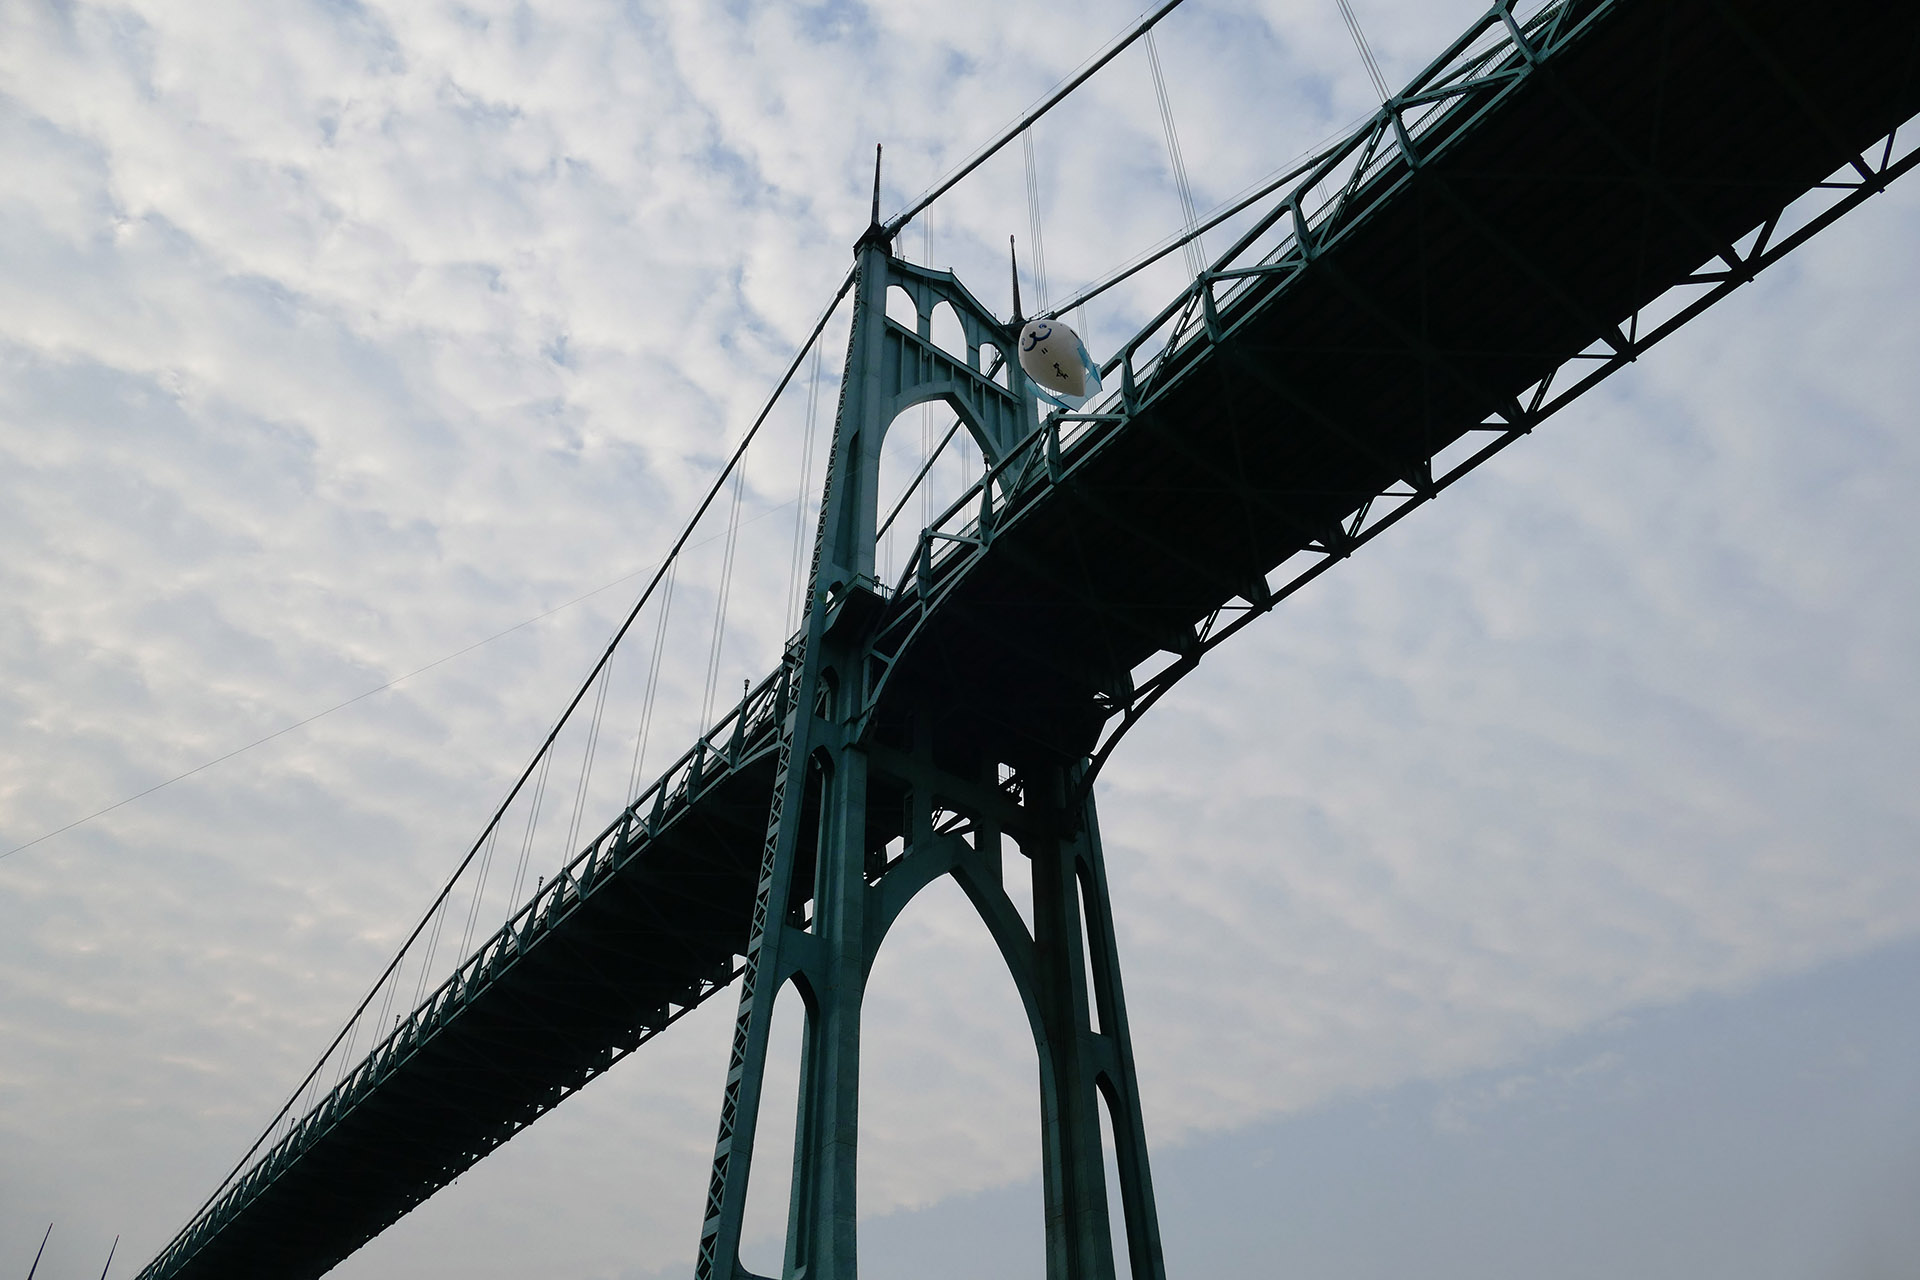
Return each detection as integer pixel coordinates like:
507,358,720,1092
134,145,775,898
1017,318,1102,405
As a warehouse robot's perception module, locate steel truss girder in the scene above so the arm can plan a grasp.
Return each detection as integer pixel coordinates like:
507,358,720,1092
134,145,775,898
1086,122,1920,781
853,0,1920,796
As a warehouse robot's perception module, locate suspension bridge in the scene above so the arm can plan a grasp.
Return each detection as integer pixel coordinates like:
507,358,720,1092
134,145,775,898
131,1,1920,1277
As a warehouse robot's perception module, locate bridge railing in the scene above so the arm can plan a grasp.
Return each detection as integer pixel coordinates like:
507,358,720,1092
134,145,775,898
1110,0,1590,403
880,0,1920,783
898,0,1597,582
864,2,1612,752
147,656,803,1278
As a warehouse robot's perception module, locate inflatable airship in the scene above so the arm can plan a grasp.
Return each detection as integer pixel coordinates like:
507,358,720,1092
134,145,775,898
1017,317,1103,410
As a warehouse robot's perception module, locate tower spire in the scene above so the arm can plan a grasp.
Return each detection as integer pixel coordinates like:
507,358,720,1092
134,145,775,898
1009,235,1024,323
857,144,891,252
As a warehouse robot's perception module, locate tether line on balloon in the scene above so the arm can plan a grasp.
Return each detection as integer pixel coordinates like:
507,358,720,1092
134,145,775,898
166,262,859,1231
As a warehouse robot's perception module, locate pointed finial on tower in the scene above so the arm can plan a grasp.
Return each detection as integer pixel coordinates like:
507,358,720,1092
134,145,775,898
1009,235,1024,324
856,143,892,253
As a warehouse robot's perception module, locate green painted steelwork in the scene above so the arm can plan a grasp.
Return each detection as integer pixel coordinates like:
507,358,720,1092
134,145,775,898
134,1,1920,1276
691,212,1165,1280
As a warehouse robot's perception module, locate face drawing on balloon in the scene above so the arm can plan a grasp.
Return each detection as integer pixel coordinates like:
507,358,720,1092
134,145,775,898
1017,318,1102,407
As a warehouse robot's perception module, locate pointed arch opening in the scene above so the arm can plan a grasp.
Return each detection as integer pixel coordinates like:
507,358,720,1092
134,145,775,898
929,300,968,363
885,286,919,332
856,875,1044,1279
874,401,992,587
738,979,812,1276
1002,840,1036,941
1077,862,1106,1035
1095,1080,1132,1280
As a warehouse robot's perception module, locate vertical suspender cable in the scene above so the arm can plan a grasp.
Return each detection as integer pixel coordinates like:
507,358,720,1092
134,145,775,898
375,953,401,1036
509,746,553,907
785,351,822,636
700,466,747,730
1022,130,1050,311
411,891,451,1009
922,214,932,534
630,559,677,796
563,664,613,858
1145,29,1206,280
1335,0,1392,103
880,478,893,581
300,1062,323,1124
459,821,502,961
332,1020,357,1089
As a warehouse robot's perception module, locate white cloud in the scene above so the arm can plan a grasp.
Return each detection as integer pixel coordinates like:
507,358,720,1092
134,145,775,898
2,1,1917,1277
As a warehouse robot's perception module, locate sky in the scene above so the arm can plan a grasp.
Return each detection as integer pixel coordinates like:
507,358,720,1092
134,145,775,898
3,1,1918,1278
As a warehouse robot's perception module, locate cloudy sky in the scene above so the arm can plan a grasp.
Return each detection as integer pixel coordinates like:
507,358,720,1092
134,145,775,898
3,1,1918,1277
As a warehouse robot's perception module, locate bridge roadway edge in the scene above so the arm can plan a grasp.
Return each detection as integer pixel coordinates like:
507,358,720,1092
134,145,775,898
138,1,1920,1276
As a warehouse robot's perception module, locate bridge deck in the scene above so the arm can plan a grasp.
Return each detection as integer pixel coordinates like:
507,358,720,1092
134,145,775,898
142,1,1920,1276
880,0,1920,767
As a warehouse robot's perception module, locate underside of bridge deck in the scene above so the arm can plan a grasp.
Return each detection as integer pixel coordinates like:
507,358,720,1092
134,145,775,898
878,0,1920,773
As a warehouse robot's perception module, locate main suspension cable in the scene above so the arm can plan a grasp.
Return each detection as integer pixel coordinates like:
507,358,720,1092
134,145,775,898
172,263,860,1231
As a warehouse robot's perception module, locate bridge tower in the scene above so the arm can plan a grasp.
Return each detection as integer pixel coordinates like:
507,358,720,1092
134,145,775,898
693,168,1166,1280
